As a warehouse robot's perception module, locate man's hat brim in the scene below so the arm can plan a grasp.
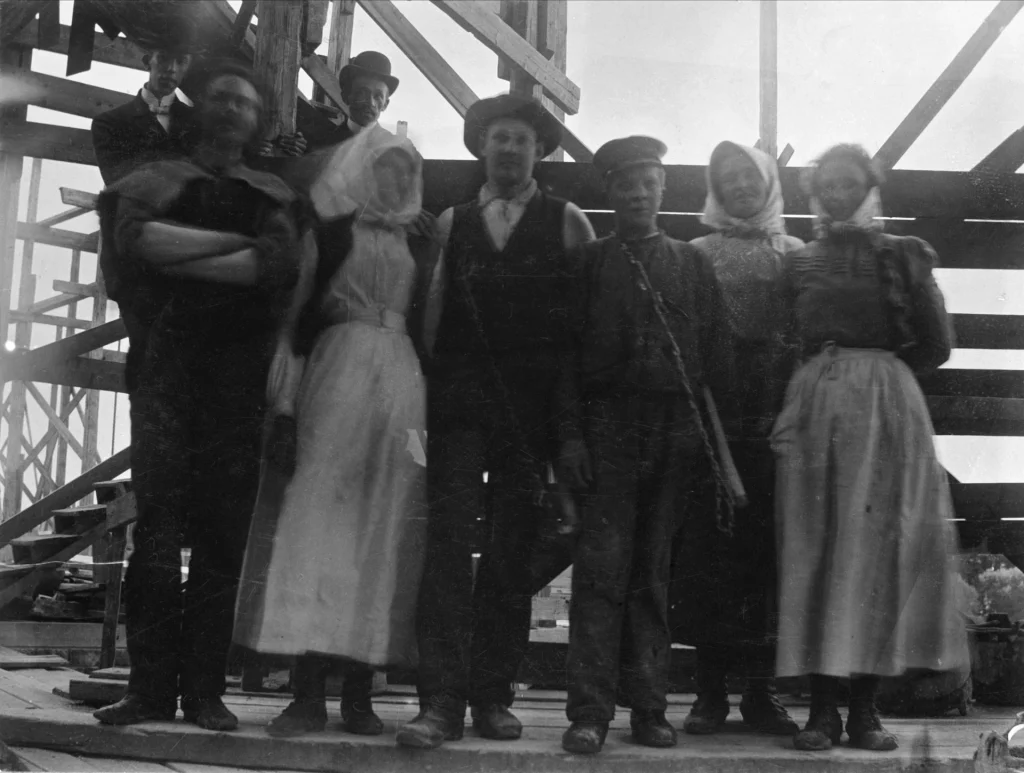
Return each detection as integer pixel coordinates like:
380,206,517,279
593,136,668,178
339,64,399,95
463,94,562,159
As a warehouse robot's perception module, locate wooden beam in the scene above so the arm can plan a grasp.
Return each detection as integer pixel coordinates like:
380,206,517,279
953,314,1024,350
0,122,94,165
0,447,130,548
920,369,1024,400
301,52,347,112
758,0,778,160
230,0,257,49
10,21,147,71
18,356,127,394
52,280,101,298
60,188,97,210
0,68,131,120
25,383,87,463
28,292,81,316
8,311,93,330
16,223,97,253
0,319,126,383
430,0,580,115
319,0,355,106
974,126,1024,172
254,0,304,141
358,0,592,162
38,207,89,229
929,395,1024,436
874,0,1024,169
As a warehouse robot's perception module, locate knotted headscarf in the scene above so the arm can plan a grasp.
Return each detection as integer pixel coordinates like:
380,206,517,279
809,186,884,238
701,141,788,241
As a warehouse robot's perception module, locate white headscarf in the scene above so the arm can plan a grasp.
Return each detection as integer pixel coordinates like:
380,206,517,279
310,125,423,229
700,141,788,239
810,186,883,238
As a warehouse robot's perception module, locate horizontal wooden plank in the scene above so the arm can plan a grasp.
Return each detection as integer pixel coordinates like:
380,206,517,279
950,482,1024,522
60,188,98,210
23,357,127,394
17,222,97,255
0,622,125,651
953,314,1024,349
1,67,132,120
1,320,126,383
52,280,102,298
8,312,93,331
0,121,94,165
0,646,67,670
11,21,147,71
919,369,1024,399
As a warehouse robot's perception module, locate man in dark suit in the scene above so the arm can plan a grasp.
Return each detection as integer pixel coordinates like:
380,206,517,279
91,22,199,185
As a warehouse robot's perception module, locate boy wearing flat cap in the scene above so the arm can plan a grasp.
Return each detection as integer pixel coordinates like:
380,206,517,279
397,94,594,750
555,136,733,754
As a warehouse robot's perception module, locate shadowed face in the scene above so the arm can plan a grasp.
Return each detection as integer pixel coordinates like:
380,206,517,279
373,148,416,212
607,164,665,234
816,159,870,222
201,74,262,147
717,152,767,219
347,74,390,127
481,117,542,189
147,50,192,99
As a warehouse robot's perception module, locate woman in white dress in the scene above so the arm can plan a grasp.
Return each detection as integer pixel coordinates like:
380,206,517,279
234,129,430,738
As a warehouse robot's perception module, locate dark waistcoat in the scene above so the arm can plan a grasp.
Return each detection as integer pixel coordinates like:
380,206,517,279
432,190,569,374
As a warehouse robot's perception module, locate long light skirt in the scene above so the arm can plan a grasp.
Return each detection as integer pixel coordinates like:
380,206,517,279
770,348,968,678
233,322,427,668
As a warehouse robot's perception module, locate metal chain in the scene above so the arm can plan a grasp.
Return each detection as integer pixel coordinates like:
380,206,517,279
617,235,735,534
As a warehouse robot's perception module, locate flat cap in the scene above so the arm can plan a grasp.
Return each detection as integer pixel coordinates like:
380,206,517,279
593,136,668,178
464,94,562,159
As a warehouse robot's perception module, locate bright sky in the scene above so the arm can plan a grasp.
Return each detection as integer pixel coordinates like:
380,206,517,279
5,0,1024,489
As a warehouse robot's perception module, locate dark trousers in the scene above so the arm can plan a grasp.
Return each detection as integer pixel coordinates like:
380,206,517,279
566,394,704,723
125,329,271,705
415,367,557,716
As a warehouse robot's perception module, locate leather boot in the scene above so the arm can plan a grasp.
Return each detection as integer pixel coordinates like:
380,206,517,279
181,695,239,731
846,676,898,751
340,667,383,736
740,678,799,735
471,704,523,740
630,709,677,748
94,693,176,726
267,656,328,738
793,675,843,751
395,704,465,749
562,721,608,754
682,652,729,734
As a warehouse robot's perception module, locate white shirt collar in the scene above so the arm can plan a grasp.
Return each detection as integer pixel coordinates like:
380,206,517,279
478,178,538,209
348,117,376,135
140,85,176,114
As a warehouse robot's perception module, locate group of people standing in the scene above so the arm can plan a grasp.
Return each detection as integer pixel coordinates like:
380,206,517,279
87,20,968,759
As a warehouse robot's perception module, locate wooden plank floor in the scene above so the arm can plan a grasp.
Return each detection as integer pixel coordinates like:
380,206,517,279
0,669,1020,772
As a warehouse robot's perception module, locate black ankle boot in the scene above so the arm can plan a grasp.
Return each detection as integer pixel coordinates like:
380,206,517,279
847,676,898,751
740,679,799,735
682,654,729,735
267,656,328,737
793,675,843,751
340,667,383,736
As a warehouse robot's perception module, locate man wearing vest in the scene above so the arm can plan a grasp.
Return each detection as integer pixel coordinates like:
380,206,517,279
397,94,594,749
555,136,733,754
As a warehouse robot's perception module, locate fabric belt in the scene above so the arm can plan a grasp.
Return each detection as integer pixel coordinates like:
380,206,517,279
810,342,895,381
330,305,407,333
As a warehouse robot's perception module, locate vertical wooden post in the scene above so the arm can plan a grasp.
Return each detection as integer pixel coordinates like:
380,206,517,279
537,0,566,162
314,0,355,106
759,0,778,160
0,46,31,351
254,0,304,142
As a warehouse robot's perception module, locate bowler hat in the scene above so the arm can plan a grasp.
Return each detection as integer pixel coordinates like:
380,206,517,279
140,13,198,64
463,94,562,159
593,136,668,178
339,51,399,96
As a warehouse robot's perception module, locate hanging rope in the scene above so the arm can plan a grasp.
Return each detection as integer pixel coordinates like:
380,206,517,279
617,235,736,534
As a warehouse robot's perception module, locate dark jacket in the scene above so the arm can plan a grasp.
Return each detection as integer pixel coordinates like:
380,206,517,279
556,233,734,442
91,94,200,185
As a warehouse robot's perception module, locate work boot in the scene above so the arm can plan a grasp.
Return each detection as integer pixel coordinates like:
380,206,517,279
740,680,800,735
561,721,608,755
181,695,239,731
267,700,328,738
682,694,729,735
395,705,464,749
93,693,176,726
793,675,842,751
683,655,729,734
630,709,677,748
846,677,898,752
472,704,523,740
340,668,383,736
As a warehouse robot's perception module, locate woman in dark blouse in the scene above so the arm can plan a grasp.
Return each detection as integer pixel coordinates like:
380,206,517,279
771,145,968,753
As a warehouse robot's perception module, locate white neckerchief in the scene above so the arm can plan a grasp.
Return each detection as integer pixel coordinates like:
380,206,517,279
477,178,538,251
348,117,376,135
140,85,176,132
